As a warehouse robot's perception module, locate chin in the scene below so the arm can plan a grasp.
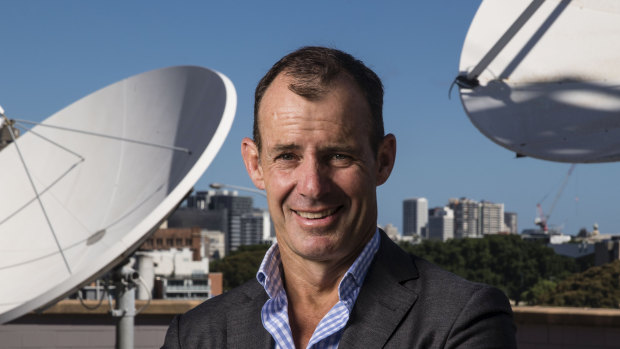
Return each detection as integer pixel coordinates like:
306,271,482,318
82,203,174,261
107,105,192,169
295,237,342,260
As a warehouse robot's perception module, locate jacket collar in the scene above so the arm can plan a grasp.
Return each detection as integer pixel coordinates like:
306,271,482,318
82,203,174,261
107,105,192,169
226,281,274,348
225,230,419,349
339,230,420,348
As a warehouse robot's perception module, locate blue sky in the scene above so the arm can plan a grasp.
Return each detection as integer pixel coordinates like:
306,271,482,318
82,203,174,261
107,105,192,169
2,1,618,235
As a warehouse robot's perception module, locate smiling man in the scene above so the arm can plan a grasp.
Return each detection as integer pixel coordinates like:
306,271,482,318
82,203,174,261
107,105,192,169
162,47,516,348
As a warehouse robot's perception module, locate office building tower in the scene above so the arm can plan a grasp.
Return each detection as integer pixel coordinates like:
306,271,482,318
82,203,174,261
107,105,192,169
403,197,428,238
240,209,272,247
167,207,228,234
504,212,518,234
428,206,454,241
186,190,213,210
449,197,480,239
480,201,504,235
209,191,253,254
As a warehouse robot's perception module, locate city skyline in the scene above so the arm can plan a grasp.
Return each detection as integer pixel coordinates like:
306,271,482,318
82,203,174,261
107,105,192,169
2,1,618,236
187,189,522,237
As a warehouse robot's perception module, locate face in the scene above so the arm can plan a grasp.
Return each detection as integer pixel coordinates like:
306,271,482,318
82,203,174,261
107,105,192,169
242,74,396,264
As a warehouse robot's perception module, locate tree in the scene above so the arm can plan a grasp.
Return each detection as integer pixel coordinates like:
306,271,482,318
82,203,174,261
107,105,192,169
536,260,620,308
399,235,585,304
521,279,557,305
210,236,599,305
210,244,270,291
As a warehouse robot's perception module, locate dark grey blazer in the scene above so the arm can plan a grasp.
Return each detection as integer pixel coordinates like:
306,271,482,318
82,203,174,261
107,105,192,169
162,232,516,348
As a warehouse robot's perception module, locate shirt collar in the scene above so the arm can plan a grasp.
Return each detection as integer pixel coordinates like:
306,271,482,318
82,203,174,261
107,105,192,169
256,242,284,299
256,228,381,301
343,228,380,288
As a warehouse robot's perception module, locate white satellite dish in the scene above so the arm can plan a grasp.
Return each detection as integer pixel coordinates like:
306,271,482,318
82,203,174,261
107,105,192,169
457,0,620,163
0,65,236,324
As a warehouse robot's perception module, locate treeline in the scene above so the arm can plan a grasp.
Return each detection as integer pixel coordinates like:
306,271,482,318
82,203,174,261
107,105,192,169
399,234,593,305
525,259,620,308
210,235,618,308
210,244,270,291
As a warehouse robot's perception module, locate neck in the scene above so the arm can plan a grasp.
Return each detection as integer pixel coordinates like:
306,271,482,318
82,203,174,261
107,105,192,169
278,231,373,298
279,249,357,349
285,252,349,289
274,229,376,347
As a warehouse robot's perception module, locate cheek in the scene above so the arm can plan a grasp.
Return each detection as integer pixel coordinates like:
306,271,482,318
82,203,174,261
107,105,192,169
264,169,296,204
338,174,377,218
334,167,374,193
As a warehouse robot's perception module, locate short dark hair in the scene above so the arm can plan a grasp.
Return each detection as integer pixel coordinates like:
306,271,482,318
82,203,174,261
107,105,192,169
253,46,384,153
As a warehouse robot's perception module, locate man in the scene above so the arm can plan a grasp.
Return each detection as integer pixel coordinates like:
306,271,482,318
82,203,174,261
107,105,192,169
163,46,516,348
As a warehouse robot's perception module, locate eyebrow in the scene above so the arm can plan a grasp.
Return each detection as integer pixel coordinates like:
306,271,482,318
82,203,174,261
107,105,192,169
321,145,358,155
271,144,301,153
271,143,358,154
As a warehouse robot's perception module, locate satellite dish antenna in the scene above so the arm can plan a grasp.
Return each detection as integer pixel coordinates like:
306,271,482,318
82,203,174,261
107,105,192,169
0,65,236,324
457,0,620,163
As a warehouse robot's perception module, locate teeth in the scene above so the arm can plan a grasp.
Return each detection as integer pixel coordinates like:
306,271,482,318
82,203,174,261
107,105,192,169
296,208,337,219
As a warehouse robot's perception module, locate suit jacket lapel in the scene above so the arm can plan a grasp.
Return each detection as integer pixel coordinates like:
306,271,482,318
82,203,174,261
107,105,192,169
226,281,274,348
339,231,419,348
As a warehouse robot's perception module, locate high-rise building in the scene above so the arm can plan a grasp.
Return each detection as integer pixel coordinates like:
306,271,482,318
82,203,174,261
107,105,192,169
449,198,480,239
167,207,228,233
504,212,518,234
186,190,211,210
403,198,428,238
428,206,454,241
209,191,253,254
169,189,271,253
240,209,272,246
480,201,504,235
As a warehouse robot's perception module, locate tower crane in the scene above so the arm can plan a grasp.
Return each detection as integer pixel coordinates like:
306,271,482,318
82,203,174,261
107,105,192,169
535,164,576,233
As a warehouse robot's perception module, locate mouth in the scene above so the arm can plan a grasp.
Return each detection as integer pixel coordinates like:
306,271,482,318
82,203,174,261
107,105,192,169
293,206,341,220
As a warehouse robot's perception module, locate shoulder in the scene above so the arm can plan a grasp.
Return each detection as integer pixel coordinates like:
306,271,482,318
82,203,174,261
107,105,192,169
409,258,516,348
162,280,267,349
365,234,516,347
409,255,511,313
411,255,489,294
375,232,506,302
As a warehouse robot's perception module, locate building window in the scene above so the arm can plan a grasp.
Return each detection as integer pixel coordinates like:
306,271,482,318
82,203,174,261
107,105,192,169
156,238,163,247
168,280,183,287
176,238,183,246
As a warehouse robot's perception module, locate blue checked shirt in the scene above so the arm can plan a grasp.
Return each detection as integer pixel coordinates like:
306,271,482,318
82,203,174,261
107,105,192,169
256,229,380,349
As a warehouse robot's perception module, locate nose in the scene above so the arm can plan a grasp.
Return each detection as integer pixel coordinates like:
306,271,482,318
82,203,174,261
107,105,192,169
296,156,329,199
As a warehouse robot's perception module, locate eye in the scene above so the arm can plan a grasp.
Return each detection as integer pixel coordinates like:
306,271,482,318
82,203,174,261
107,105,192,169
329,153,354,166
276,153,296,161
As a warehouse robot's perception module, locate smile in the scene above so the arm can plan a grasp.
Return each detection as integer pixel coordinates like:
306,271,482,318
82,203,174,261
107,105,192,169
293,207,341,219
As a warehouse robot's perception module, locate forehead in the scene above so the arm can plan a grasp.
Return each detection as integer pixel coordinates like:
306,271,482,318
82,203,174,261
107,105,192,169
257,74,372,143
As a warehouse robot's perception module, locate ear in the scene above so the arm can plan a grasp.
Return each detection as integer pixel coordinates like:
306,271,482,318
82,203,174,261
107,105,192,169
375,133,396,186
241,137,265,190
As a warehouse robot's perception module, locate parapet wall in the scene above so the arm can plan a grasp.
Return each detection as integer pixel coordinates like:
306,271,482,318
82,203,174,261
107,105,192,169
2,301,620,348
513,306,620,349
